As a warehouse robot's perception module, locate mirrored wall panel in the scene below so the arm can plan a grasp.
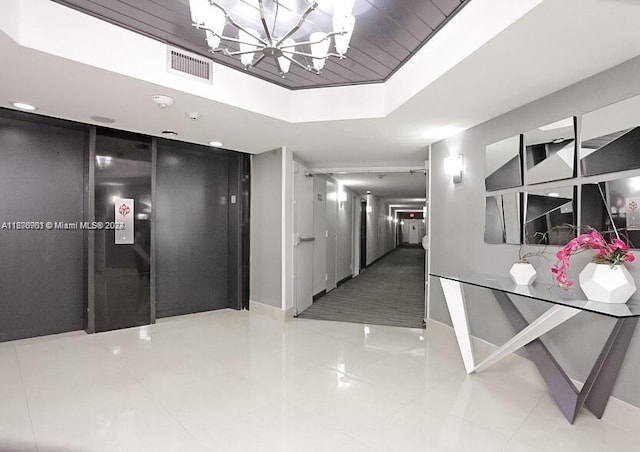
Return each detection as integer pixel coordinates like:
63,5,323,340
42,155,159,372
582,177,640,249
524,186,576,245
581,95,640,176
485,135,522,191
524,117,576,185
485,193,521,244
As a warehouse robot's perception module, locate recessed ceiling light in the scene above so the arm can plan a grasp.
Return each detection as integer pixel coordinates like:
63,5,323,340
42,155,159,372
209,141,223,147
366,190,371,194
11,102,37,111
548,192,560,197
90,116,116,124
552,138,566,144
161,130,178,136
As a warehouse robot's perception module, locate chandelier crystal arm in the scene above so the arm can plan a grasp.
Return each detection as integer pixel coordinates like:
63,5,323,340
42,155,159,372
218,49,266,57
275,1,319,47
285,49,344,59
257,0,273,43
250,54,266,68
209,0,269,47
196,26,268,48
285,30,345,49
279,53,311,72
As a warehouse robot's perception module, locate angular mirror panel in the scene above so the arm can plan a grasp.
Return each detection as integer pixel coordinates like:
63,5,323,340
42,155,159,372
485,192,521,244
581,95,640,176
581,177,640,249
485,135,522,191
524,186,576,245
524,117,576,185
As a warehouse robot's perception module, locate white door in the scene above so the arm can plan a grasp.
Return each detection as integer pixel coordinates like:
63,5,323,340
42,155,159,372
294,164,314,314
326,180,338,292
409,219,421,243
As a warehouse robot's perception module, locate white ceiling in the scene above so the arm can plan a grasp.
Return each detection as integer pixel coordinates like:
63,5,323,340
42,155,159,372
2,0,640,199
330,171,427,198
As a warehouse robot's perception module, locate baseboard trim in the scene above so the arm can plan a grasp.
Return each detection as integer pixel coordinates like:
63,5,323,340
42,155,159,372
365,246,400,268
337,275,353,287
249,299,295,321
313,290,326,302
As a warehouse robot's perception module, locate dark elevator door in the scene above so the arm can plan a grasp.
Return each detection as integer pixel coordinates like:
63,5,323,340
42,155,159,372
155,141,232,317
94,130,152,333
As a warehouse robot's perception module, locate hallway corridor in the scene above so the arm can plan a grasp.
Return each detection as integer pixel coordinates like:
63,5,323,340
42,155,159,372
298,247,425,328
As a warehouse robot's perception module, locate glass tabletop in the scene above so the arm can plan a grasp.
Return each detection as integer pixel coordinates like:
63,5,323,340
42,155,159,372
430,272,640,318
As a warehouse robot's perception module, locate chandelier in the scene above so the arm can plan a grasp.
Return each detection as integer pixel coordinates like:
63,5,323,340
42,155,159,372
188,0,356,76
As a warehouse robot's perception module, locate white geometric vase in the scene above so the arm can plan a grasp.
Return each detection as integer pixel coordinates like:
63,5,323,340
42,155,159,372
578,262,636,304
509,262,537,285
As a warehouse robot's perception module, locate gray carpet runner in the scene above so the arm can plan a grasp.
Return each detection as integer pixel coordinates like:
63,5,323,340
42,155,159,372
298,247,426,328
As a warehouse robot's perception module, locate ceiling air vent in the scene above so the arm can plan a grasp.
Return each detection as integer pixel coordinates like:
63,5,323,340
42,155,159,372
166,46,213,83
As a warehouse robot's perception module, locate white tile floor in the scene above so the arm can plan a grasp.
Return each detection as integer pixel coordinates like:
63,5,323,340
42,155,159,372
1,309,639,451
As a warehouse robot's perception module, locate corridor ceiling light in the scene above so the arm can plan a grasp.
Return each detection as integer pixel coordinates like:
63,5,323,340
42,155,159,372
189,0,355,76
11,101,37,111
209,141,223,147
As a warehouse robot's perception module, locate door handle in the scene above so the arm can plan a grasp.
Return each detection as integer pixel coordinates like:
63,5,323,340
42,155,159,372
295,234,316,246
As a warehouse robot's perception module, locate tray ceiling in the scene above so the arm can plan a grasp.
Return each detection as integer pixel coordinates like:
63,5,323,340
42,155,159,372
51,0,469,90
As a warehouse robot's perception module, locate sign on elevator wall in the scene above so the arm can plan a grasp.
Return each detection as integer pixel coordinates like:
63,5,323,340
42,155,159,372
115,198,134,244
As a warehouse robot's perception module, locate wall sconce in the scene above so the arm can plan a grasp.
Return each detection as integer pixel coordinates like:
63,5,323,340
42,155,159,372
366,205,372,213
393,218,399,224
387,215,393,221
444,154,463,183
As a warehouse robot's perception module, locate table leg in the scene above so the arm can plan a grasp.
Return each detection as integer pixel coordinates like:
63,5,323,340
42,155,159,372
439,278,476,373
579,317,639,418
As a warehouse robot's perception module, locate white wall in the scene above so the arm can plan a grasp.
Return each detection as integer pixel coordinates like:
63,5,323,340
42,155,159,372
337,183,354,281
250,149,282,308
429,54,640,408
312,175,327,296
365,194,396,265
308,175,359,295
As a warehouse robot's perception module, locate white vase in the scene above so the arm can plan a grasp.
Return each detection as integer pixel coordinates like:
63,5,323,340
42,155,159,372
579,262,636,304
509,262,537,285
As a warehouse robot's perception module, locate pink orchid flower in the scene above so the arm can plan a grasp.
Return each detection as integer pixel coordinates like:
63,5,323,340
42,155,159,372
551,230,635,288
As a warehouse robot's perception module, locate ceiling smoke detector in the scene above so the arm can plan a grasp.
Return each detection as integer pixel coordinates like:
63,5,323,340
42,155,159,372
152,94,175,109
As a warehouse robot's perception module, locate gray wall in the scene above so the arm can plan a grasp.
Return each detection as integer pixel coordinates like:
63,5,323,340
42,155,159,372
250,149,282,308
429,55,640,408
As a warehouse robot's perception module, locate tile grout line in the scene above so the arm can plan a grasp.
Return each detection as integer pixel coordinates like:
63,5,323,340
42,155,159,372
12,343,40,452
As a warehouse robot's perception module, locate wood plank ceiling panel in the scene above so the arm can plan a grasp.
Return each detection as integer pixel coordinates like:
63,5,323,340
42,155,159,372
51,0,469,90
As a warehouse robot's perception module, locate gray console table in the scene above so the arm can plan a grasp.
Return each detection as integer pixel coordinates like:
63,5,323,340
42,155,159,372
431,272,640,423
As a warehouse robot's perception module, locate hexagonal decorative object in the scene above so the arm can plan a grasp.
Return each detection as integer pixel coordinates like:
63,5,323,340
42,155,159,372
579,262,636,304
509,262,537,285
